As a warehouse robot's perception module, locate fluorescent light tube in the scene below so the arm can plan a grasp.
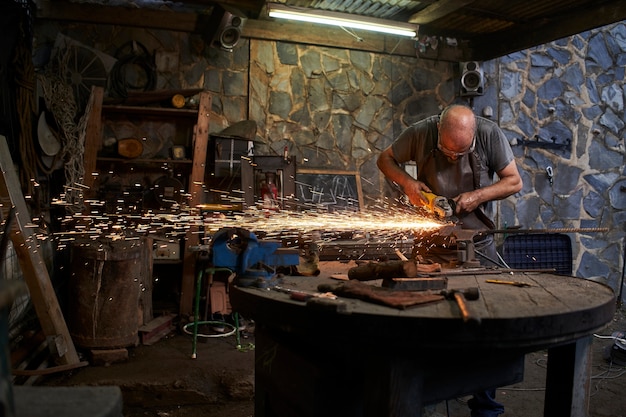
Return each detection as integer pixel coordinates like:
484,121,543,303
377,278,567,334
267,3,418,38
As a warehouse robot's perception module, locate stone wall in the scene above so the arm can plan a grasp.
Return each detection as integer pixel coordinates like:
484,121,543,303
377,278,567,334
248,39,456,207
472,23,626,293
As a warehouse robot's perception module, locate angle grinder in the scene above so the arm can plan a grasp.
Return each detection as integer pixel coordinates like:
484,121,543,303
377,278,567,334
421,191,455,219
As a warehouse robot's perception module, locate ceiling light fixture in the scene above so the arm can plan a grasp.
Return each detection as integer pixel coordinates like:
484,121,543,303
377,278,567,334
267,3,418,38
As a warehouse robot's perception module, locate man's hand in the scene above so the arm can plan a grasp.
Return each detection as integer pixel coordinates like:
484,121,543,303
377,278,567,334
404,180,432,207
452,160,523,214
453,190,481,214
377,148,435,207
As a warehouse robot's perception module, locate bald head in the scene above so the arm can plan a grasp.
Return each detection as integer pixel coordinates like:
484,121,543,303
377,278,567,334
438,105,476,158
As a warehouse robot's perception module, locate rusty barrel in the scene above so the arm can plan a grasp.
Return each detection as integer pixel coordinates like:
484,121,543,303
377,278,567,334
67,237,149,349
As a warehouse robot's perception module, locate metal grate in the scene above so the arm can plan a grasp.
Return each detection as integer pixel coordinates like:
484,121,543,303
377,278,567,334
502,233,572,275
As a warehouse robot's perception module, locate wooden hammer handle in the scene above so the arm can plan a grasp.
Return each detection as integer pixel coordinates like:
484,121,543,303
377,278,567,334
453,292,480,324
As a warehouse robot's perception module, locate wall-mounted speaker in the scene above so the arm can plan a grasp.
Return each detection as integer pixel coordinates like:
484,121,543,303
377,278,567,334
460,61,484,97
205,5,246,51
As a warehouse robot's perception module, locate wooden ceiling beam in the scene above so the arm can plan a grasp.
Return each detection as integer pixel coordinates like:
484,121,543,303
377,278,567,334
469,2,626,61
35,0,465,60
35,0,200,32
408,0,476,24
243,19,425,57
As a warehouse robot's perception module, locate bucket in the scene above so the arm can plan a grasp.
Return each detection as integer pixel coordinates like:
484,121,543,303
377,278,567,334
67,237,150,349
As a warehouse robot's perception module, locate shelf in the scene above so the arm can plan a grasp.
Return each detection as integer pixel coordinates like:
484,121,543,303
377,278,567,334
83,87,212,316
97,157,193,164
102,105,199,118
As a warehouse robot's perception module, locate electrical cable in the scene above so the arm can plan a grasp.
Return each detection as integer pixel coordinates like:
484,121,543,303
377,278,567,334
339,26,364,42
496,251,511,269
593,333,626,344
474,249,507,268
109,40,156,99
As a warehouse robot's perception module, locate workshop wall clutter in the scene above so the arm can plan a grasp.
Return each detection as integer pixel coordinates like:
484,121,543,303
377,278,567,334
32,18,626,300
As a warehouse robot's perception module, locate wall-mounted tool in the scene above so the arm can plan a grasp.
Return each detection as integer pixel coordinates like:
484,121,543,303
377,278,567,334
546,166,554,186
517,135,571,151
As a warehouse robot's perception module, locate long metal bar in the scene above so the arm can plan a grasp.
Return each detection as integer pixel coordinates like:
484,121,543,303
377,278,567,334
481,227,608,235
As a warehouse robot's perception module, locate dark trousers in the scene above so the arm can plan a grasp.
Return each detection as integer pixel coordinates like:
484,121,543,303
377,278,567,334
468,389,505,417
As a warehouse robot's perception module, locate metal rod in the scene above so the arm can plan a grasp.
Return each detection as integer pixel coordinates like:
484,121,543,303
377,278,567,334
480,227,609,235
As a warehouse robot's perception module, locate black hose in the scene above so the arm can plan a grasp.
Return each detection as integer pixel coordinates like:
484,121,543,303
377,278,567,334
108,40,156,98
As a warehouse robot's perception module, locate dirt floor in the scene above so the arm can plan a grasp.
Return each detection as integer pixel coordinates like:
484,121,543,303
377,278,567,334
31,271,626,417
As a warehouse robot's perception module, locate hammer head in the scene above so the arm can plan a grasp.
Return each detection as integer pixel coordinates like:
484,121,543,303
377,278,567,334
443,287,480,300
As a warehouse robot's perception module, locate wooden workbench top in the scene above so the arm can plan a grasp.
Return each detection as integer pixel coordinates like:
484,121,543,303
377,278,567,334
231,261,616,353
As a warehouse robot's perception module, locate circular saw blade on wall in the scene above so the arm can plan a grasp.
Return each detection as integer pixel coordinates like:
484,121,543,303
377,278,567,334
51,34,116,110
65,44,107,109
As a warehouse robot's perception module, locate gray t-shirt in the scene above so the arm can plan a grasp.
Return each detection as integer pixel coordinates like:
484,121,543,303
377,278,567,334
391,115,514,183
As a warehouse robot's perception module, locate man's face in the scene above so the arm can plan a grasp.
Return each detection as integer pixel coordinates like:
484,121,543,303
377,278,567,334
437,129,475,162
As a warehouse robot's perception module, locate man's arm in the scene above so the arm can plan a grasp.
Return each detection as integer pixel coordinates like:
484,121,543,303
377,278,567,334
377,147,431,206
454,160,522,214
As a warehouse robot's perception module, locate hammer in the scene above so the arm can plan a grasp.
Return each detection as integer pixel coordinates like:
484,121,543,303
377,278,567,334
439,287,480,324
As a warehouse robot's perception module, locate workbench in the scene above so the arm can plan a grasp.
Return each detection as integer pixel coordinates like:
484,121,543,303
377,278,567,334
229,262,616,417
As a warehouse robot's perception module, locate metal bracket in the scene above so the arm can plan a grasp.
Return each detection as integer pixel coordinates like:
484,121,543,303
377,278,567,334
518,135,571,151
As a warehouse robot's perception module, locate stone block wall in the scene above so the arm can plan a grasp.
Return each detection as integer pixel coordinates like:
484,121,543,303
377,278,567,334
248,39,456,207
472,23,626,292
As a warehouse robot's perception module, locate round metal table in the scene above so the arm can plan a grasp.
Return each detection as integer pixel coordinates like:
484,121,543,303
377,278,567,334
230,268,615,417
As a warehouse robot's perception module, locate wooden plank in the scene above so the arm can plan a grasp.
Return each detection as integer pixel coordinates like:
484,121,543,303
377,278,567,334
244,19,420,57
179,92,211,316
188,91,211,208
0,135,80,365
138,314,175,345
82,86,103,197
36,0,199,32
409,0,476,24
35,0,426,59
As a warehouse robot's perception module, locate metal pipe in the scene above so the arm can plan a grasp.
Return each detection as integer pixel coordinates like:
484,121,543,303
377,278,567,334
479,227,608,236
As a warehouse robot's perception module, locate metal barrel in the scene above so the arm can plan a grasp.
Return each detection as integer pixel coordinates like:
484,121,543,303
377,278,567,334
67,237,148,349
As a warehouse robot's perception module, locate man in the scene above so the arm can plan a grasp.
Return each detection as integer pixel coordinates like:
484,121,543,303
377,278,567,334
378,103,522,264
376,104,522,417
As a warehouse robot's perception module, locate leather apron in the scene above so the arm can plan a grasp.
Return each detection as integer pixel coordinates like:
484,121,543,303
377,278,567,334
412,147,498,265
418,148,494,230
